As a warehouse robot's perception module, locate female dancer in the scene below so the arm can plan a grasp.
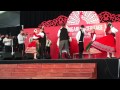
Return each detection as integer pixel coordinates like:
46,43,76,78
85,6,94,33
25,29,44,59
91,22,118,58
86,29,96,52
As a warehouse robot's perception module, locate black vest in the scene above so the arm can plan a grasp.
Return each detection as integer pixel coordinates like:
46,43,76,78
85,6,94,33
39,32,46,45
79,30,84,41
60,28,69,41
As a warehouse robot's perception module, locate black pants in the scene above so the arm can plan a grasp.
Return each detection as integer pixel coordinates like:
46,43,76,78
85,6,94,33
78,42,84,58
46,46,50,55
4,46,12,52
0,45,3,51
18,43,25,56
39,44,46,58
13,44,18,52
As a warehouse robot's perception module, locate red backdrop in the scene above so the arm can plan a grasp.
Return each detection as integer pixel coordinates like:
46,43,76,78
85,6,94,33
24,22,120,59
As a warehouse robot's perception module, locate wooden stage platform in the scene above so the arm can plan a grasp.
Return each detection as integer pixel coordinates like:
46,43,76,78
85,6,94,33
0,58,119,79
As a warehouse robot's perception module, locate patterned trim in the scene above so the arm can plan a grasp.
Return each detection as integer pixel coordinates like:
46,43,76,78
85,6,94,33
92,41,115,53
25,47,37,53
38,11,120,27
38,15,68,27
98,11,120,23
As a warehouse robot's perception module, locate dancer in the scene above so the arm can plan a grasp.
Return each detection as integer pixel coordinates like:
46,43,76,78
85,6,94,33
57,36,72,59
76,25,89,58
57,23,71,59
17,30,27,57
38,26,46,59
91,21,118,58
86,29,96,52
25,29,44,59
3,34,12,52
46,36,52,57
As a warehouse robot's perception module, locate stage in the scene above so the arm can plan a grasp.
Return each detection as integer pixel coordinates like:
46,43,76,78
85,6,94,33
0,58,119,79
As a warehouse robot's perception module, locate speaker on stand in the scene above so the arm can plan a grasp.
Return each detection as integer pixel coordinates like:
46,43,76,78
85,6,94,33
11,38,23,60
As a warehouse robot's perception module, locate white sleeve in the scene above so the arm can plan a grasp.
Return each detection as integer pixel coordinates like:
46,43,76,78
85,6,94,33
32,35,38,39
37,32,44,38
69,37,72,42
3,38,6,43
17,35,19,39
111,27,118,34
40,32,44,37
17,34,23,41
3,38,11,43
57,38,59,47
76,31,80,42
9,38,12,41
23,36,27,40
57,29,61,38
49,40,52,44
92,34,96,41
17,34,23,42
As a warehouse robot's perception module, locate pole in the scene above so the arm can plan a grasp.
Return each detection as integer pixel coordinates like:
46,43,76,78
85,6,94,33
11,38,14,55
22,25,24,30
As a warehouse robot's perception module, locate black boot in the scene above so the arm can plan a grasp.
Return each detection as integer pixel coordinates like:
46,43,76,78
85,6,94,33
68,54,71,59
79,53,82,59
59,53,62,59
67,52,71,59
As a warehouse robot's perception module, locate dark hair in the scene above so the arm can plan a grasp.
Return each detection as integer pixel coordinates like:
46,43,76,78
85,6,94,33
80,25,85,28
108,23,112,26
107,21,112,26
61,23,65,27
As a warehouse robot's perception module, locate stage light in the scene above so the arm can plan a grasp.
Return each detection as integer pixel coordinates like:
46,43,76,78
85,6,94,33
0,11,6,14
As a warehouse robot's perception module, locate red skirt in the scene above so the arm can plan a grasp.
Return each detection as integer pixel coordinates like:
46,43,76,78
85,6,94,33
25,40,38,53
91,34,116,53
28,40,37,47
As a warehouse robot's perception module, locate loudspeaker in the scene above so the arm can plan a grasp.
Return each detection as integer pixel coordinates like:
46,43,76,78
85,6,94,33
13,52,22,59
97,59,118,79
45,54,51,59
0,52,13,60
24,53,34,59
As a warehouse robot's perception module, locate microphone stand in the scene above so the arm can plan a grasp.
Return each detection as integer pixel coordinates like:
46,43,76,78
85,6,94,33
11,38,14,55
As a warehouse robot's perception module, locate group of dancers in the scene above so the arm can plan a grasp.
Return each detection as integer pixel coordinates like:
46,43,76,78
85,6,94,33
82,21,118,58
57,21,118,59
18,26,52,59
18,21,118,59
